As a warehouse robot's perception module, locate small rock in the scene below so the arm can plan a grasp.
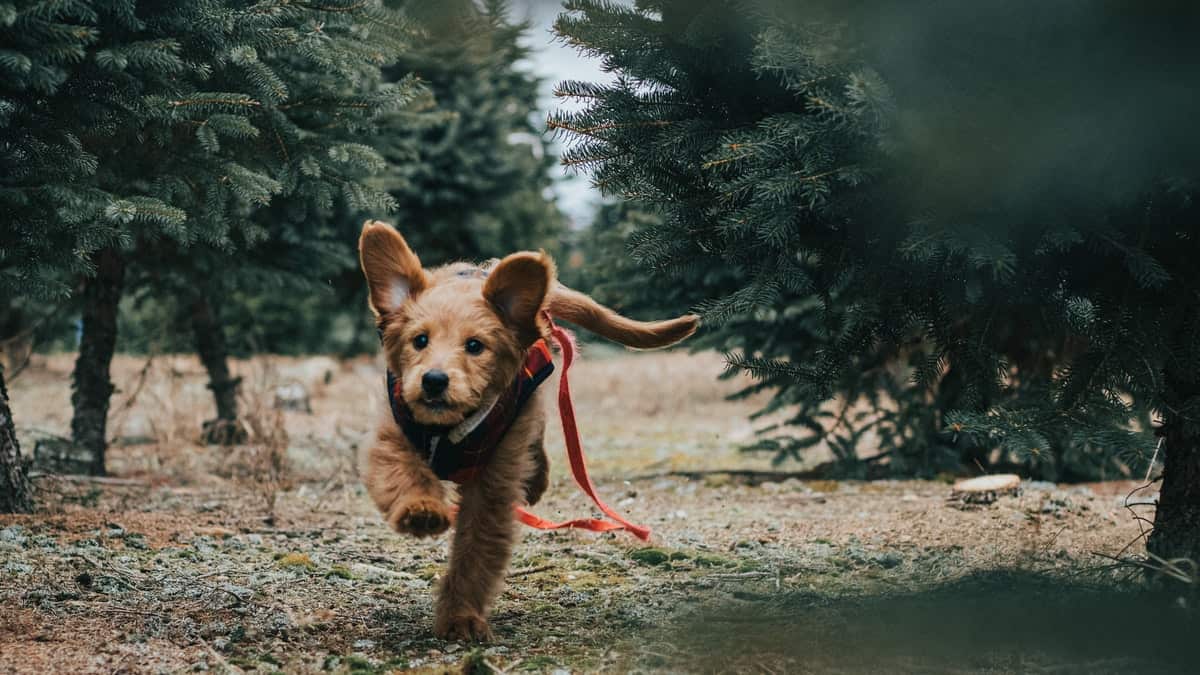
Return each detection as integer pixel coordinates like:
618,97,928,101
1,526,27,546
353,639,376,651
4,561,33,575
557,589,592,607
220,584,253,601
873,552,903,569
273,383,312,413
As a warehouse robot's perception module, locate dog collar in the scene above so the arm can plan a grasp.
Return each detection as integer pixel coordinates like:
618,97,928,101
385,340,555,483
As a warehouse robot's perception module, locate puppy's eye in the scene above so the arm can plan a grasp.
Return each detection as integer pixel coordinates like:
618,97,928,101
464,338,485,355
412,334,429,350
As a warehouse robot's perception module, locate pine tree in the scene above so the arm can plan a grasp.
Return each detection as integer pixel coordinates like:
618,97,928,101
104,1,565,358
554,1,1200,564
378,0,563,263
1,0,128,504
213,0,567,356
113,0,423,444
2,0,421,470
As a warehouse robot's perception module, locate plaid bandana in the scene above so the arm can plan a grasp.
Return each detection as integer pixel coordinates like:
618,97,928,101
386,340,555,483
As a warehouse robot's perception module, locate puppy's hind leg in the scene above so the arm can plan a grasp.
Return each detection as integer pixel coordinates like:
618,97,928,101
523,435,549,507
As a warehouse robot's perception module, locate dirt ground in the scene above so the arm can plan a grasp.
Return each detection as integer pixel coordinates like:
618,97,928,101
0,349,1179,674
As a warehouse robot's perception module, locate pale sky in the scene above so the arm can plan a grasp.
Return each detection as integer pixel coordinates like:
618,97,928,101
509,0,621,226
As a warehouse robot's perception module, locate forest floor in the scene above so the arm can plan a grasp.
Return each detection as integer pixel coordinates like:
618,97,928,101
1,349,1192,674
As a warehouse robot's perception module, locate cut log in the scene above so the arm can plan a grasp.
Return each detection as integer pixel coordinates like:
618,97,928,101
950,474,1021,505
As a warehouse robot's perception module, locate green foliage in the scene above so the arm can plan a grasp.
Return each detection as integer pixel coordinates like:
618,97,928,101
556,0,1200,480
379,0,564,263
176,0,567,356
4,0,430,351
98,1,564,356
0,0,122,302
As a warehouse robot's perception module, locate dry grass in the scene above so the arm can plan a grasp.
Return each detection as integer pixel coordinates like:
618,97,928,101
10,346,782,485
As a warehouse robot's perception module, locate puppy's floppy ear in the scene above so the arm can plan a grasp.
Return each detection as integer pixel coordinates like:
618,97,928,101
358,220,428,316
483,251,555,332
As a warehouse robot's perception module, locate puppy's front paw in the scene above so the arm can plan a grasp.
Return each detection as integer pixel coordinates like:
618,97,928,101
388,498,451,538
435,612,492,642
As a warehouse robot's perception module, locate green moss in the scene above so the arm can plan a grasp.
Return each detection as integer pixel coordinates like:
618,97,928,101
736,559,762,572
517,655,561,671
629,547,671,566
326,564,354,580
693,553,736,568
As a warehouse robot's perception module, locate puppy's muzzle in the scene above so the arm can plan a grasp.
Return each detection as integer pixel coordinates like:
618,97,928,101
422,369,450,397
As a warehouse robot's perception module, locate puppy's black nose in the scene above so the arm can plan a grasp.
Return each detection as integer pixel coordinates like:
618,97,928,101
421,369,450,396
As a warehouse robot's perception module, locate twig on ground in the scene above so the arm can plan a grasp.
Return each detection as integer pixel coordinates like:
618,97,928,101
1091,551,1196,585
626,469,826,484
29,472,149,486
74,553,152,593
507,565,554,579
1106,437,1165,563
707,571,774,580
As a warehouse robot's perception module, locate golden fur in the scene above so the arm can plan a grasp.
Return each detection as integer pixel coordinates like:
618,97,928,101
357,220,697,641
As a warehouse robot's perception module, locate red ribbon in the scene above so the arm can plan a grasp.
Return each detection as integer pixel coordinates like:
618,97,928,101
511,316,652,541
447,317,651,540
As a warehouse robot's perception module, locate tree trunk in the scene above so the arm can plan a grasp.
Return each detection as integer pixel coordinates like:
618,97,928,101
1147,358,1200,587
70,247,125,476
1147,396,1200,570
0,366,34,513
189,295,245,445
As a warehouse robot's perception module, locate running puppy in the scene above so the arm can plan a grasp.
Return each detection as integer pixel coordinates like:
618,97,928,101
357,220,697,641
